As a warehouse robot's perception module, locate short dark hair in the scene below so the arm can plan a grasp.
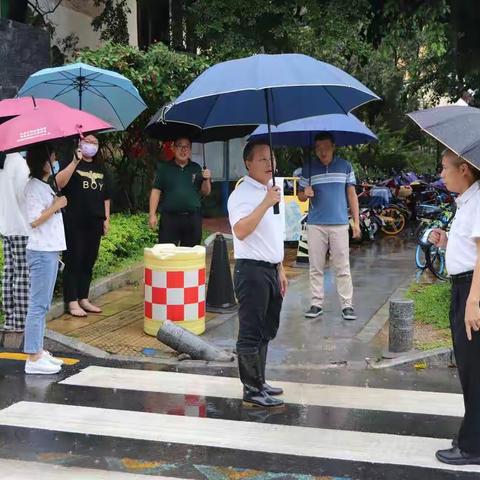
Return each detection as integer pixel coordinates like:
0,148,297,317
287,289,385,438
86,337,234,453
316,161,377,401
243,139,270,162
173,136,192,146
26,145,51,180
443,149,480,180
314,132,335,144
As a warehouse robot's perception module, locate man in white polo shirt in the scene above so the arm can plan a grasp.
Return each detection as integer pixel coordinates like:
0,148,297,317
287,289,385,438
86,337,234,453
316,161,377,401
430,149,480,465
228,140,288,408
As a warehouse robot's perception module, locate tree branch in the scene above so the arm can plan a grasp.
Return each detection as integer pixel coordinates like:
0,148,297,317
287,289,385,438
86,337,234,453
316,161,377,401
27,0,64,17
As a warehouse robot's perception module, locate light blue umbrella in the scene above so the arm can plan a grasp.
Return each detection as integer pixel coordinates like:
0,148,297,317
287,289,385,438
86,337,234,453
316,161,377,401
18,62,147,131
248,113,377,147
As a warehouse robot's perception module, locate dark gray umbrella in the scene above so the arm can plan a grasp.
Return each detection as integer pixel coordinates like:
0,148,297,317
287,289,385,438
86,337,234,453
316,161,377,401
407,105,480,170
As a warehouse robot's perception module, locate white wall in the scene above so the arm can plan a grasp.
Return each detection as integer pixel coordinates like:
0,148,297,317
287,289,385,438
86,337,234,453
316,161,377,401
50,4,103,50
40,0,138,51
126,0,138,47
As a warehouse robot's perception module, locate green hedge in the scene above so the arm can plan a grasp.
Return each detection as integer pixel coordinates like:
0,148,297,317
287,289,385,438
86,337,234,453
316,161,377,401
92,213,157,279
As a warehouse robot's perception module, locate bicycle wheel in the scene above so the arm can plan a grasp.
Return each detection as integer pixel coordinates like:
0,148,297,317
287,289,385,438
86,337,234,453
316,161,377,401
426,246,448,281
380,207,406,235
415,244,427,269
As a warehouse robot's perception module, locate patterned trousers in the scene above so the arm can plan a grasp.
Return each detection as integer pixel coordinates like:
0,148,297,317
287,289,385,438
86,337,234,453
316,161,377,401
1,236,29,332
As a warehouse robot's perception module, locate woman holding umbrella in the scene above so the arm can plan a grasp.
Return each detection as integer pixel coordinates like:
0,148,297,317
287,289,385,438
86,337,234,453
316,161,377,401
55,135,112,318
23,145,67,374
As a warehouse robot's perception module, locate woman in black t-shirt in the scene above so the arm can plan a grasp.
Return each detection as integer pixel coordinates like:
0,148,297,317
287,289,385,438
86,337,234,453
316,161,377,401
56,135,112,317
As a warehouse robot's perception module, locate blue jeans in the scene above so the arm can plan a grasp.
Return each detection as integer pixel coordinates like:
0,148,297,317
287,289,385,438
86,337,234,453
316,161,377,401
23,250,59,354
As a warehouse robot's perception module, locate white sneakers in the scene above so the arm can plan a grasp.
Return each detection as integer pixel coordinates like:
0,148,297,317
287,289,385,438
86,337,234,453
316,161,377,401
25,351,63,375
42,350,64,366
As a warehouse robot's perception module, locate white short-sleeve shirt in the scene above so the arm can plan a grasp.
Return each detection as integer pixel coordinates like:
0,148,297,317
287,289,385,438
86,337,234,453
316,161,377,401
24,178,66,252
446,181,480,275
0,153,29,237
227,176,284,264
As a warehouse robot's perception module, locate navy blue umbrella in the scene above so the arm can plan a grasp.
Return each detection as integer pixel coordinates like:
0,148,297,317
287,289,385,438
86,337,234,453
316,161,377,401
146,103,257,143
407,106,480,170
162,54,380,212
145,103,257,168
248,113,377,147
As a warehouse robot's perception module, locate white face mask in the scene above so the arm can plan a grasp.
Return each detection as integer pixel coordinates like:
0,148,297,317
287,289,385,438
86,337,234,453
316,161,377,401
80,142,99,158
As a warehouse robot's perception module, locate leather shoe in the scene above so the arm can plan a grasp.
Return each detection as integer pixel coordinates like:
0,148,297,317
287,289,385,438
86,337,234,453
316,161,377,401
243,386,284,407
263,382,284,396
436,447,480,465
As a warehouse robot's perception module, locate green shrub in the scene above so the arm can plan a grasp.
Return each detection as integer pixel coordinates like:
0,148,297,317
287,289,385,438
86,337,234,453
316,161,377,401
92,213,157,279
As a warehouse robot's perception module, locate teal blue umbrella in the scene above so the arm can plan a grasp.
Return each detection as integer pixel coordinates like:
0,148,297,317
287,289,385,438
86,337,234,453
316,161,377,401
18,62,146,131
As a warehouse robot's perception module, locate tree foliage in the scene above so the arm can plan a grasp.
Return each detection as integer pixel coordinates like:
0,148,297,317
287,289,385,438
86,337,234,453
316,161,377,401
186,0,451,174
76,42,210,210
92,0,131,45
72,0,476,201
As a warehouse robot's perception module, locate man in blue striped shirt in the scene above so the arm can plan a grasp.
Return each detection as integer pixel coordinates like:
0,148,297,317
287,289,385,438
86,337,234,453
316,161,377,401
298,132,360,321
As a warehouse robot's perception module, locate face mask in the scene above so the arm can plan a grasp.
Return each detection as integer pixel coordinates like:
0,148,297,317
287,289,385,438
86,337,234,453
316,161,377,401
80,142,98,158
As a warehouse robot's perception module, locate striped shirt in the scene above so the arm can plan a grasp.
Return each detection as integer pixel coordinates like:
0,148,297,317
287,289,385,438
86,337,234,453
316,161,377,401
299,156,356,225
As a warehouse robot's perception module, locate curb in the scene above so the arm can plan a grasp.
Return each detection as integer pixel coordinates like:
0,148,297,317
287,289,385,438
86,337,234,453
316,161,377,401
44,327,369,372
369,347,454,369
46,262,143,321
355,274,413,342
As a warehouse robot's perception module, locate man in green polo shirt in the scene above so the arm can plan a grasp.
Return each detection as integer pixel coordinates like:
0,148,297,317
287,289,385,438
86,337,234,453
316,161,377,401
149,137,211,247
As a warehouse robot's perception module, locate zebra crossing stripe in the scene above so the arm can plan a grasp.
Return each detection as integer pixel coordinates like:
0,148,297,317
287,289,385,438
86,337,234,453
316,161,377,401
61,366,464,417
0,458,189,480
0,401,478,474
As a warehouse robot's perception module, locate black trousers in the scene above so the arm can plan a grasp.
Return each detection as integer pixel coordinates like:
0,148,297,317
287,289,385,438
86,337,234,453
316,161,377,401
158,211,202,247
450,274,480,454
234,260,283,354
63,219,103,303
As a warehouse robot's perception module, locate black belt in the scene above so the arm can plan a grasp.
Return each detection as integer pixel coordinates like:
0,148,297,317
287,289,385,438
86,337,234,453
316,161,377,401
450,271,473,283
164,211,199,216
235,259,279,269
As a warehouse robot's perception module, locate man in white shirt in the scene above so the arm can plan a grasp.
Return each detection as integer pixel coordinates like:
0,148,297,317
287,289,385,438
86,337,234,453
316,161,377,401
430,149,480,465
228,140,288,407
0,153,30,344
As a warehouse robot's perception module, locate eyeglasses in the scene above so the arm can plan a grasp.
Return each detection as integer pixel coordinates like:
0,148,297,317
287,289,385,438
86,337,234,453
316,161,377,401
174,144,191,150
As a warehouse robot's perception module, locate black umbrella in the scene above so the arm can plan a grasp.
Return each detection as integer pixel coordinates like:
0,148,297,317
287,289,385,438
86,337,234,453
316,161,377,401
145,103,257,168
407,106,480,170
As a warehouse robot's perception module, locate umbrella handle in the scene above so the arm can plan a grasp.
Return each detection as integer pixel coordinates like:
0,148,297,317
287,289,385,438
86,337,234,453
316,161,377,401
74,137,82,161
264,89,280,215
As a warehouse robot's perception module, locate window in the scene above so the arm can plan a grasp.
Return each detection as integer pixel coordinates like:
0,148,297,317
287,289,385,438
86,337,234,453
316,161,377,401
137,0,169,49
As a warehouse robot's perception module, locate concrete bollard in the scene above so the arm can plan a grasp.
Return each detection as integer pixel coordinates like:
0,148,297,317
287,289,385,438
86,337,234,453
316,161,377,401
157,320,235,362
387,299,414,356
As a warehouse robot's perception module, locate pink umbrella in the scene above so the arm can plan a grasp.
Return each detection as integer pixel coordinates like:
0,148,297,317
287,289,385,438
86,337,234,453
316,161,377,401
0,97,71,123
0,103,112,153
